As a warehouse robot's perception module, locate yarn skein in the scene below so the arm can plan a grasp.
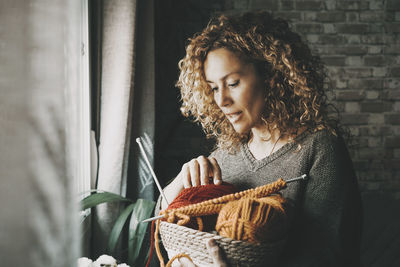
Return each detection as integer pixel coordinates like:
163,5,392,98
216,194,287,244
165,182,238,231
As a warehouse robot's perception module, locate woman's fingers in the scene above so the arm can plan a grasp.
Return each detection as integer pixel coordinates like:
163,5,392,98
188,159,201,186
206,239,228,267
197,156,210,185
209,157,222,185
180,156,222,188
181,163,191,188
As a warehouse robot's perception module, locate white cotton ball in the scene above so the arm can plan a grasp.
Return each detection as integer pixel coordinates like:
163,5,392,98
117,264,130,267
92,254,117,267
77,257,93,267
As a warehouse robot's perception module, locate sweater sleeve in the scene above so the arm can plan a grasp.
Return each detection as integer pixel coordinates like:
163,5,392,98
280,133,362,267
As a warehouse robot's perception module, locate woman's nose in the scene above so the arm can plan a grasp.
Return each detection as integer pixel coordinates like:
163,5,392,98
215,86,231,107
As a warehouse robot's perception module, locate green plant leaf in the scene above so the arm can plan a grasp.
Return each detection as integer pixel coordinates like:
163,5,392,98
80,191,133,211
107,202,136,254
128,199,155,265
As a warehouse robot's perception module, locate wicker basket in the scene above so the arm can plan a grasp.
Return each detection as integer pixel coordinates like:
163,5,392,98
159,221,286,267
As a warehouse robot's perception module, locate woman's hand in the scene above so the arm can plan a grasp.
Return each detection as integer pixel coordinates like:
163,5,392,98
175,239,229,267
161,156,222,210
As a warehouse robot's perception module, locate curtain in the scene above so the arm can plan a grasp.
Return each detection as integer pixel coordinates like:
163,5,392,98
0,0,80,265
92,0,156,257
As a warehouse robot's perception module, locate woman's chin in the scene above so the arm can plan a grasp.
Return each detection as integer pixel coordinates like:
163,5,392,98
232,124,250,135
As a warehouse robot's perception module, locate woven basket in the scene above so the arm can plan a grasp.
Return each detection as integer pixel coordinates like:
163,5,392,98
159,221,286,267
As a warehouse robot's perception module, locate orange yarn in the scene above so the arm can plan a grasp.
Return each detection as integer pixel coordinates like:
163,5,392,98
216,194,287,244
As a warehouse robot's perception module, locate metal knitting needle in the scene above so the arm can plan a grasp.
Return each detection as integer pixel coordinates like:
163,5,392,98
136,137,170,206
286,174,307,183
141,214,165,223
141,174,308,223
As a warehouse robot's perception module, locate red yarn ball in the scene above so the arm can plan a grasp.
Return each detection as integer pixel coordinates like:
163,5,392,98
167,182,238,210
166,182,238,231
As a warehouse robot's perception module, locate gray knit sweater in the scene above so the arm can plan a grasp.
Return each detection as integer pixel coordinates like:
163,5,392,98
156,130,362,266
210,129,362,267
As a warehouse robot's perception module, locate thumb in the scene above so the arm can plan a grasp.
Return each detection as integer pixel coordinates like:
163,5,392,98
206,239,228,267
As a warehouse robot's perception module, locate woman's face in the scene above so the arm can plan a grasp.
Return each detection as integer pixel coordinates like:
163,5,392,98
204,48,266,134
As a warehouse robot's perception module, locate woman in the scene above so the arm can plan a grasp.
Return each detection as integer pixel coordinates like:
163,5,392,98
160,11,362,267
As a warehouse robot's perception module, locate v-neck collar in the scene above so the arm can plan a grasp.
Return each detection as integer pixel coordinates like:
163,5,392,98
240,130,309,172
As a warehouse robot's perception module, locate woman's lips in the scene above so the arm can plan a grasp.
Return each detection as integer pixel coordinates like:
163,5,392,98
226,111,242,123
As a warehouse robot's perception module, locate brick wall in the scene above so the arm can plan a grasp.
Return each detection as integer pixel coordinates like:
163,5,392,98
155,0,400,198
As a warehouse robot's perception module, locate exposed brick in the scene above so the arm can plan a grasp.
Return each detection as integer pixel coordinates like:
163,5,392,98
304,12,317,21
383,79,400,90
385,114,400,125
364,55,392,66
384,45,400,54
336,90,365,101
336,24,369,34
361,34,387,44
274,11,302,21
323,24,335,33
357,148,387,159
369,0,385,10
370,24,384,33
296,1,324,10
295,23,323,33
366,90,380,100
372,67,387,77
382,89,400,100
331,45,368,55
346,56,363,66
251,0,278,10
280,1,295,10
306,34,319,43
348,79,383,89
384,23,400,33
345,102,360,112
347,35,361,44
346,12,359,22
337,1,369,10
360,11,385,22
341,113,369,125
369,113,385,124
390,67,400,77
318,34,347,45
383,160,400,170
321,55,346,66
342,67,372,78
362,126,393,136
394,101,400,112
360,102,392,113
316,11,346,22
387,0,400,11
368,45,383,54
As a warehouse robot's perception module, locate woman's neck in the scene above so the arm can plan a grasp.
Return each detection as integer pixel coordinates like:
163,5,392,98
247,127,289,160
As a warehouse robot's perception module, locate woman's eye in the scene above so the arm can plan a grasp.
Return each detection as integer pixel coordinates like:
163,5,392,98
228,80,239,87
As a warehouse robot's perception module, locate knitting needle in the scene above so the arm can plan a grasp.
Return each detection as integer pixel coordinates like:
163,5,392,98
141,214,165,223
136,137,170,206
141,174,308,223
286,174,307,183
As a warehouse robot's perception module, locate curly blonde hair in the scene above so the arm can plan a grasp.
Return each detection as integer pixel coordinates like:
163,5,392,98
177,11,339,151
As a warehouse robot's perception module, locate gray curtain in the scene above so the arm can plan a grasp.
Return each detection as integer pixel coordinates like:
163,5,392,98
0,0,80,266
92,0,155,257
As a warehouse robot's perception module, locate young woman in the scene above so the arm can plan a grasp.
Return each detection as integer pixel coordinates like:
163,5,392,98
160,11,362,267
